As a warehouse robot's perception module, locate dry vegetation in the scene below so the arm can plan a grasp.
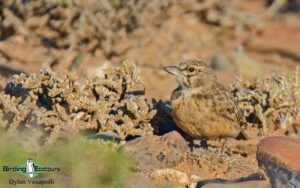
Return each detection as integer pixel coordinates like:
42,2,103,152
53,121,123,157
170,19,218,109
0,61,156,146
232,67,300,137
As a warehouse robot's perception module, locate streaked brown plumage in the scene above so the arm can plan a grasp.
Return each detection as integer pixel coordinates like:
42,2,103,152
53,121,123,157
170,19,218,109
164,59,248,139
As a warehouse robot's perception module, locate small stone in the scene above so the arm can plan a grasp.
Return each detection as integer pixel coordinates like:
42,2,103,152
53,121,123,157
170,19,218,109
190,174,201,181
257,136,300,188
87,132,122,143
188,182,197,188
150,168,189,185
122,131,188,170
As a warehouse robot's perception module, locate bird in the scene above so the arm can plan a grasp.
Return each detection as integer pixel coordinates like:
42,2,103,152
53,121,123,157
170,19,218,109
164,59,248,140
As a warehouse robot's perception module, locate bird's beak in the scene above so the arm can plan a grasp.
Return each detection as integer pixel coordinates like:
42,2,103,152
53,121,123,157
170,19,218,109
163,66,182,77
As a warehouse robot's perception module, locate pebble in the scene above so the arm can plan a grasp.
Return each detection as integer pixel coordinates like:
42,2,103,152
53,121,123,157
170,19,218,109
150,168,189,185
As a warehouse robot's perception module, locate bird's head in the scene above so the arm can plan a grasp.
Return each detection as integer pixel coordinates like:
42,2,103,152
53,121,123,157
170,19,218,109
164,59,217,89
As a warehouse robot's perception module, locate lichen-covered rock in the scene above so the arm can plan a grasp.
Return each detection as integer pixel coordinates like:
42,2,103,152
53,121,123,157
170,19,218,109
0,61,156,145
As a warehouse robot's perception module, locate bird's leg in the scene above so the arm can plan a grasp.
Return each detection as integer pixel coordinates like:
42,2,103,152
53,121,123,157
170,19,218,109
189,139,206,152
189,139,195,153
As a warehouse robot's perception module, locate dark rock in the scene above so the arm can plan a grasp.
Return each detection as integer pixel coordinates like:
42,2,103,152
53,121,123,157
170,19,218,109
197,173,268,188
200,180,270,188
257,136,300,188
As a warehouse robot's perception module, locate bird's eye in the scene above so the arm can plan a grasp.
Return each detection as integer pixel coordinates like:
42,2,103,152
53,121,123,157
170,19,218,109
188,68,195,72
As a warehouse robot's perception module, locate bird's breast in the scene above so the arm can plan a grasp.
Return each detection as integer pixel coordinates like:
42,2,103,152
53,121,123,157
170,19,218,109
171,91,240,139
171,93,211,123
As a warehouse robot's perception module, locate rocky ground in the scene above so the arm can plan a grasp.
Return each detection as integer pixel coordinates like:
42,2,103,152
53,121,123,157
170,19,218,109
1,0,300,187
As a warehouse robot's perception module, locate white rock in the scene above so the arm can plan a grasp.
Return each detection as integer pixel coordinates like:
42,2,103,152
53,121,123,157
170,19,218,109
150,168,189,185
190,174,201,181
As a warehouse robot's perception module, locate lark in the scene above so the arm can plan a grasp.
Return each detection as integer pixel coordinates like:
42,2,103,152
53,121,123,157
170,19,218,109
164,59,248,139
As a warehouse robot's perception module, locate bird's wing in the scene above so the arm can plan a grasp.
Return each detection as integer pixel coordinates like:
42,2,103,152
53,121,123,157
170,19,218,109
214,85,249,139
213,85,242,121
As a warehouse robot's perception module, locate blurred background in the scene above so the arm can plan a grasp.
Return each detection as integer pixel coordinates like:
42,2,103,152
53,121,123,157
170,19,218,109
0,0,300,98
